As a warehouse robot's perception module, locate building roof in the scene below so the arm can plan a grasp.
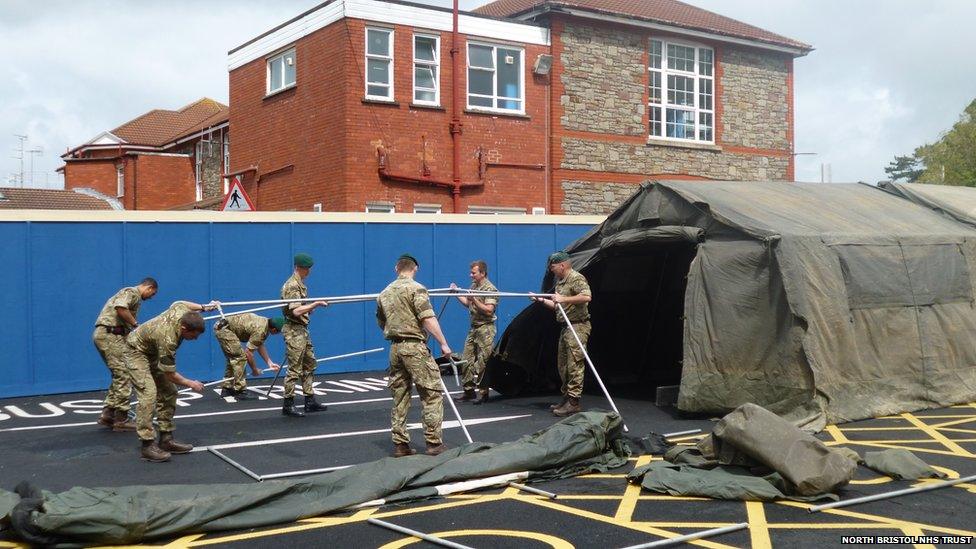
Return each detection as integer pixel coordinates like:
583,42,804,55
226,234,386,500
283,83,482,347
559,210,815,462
109,98,229,147
0,187,118,210
474,0,812,52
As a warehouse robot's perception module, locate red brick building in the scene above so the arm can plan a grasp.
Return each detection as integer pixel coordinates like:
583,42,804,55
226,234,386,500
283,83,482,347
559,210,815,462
228,0,811,214
60,99,230,210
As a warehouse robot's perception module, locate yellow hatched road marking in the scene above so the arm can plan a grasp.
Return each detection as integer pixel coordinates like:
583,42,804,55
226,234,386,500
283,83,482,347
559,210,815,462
377,528,573,549
775,501,976,537
901,413,974,457
615,455,651,521
745,501,772,549
900,525,936,549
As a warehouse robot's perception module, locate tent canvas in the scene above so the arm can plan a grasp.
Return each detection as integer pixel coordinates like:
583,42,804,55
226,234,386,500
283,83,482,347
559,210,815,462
488,181,976,428
880,181,976,229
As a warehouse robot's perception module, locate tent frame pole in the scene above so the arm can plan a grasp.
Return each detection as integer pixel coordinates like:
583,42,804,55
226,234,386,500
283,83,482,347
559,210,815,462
442,355,473,443
617,522,749,549
808,474,976,513
209,448,262,482
367,518,475,549
557,303,629,432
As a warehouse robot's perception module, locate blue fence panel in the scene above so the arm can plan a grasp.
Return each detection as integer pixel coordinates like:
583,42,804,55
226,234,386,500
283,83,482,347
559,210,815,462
0,218,597,398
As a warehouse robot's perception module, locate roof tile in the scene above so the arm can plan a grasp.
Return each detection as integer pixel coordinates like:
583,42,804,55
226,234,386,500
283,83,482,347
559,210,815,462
0,188,114,210
111,98,229,147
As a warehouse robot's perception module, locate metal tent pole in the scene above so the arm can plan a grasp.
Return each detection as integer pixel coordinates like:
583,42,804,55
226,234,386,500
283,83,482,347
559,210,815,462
617,523,749,549
208,448,262,482
367,518,474,549
315,347,384,363
442,355,473,443
556,303,628,433
808,474,976,513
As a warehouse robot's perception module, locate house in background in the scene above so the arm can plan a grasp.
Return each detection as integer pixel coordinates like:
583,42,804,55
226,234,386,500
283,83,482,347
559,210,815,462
475,0,813,214
59,98,229,210
227,0,810,214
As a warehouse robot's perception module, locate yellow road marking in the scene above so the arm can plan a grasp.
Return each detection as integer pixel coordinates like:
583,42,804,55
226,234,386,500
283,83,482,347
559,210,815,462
900,525,936,549
377,528,573,549
745,501,772,549
776,501,976,537
901,413,974,457
615,455,651,521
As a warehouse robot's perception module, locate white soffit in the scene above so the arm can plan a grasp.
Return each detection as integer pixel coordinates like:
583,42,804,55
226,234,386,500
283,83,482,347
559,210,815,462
228,0,549,71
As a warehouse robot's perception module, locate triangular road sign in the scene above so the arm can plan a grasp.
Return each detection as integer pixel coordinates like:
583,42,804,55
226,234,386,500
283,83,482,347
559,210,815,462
220,177,256,212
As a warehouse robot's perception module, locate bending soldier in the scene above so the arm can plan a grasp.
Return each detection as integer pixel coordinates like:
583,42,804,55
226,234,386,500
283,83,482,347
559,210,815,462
449,260,497,405
377,253,453,457
92,277,158,432
215,314,284,399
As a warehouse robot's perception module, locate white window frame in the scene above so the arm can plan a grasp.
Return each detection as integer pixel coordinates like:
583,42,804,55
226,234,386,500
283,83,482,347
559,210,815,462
467,205,526,215
266,47,296,95
116,165,124,197
413,203,442,214
466,41,525,115
365,27,394,101
648,38,715,144
412,34,440,106
194,141,204,201
222,131,230,194
365,201,396,213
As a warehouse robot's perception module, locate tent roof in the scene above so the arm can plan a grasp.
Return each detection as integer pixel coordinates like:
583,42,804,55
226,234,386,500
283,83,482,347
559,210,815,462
880,182,976,229
650,180,976,239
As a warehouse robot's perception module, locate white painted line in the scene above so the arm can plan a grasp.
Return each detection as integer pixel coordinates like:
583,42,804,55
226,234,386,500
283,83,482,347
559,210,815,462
190,415,530,453
0,392,464,433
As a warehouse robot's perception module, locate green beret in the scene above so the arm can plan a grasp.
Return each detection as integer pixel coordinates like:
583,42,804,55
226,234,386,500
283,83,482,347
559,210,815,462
270,317,286,331
398,253,419,268
294,253,314,268
548,251,570,265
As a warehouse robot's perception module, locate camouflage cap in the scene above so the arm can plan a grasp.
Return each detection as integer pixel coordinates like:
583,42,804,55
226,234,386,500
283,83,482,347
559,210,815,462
398,253,420,268
270,317,286,331
548,251,570,265
294,253,314,268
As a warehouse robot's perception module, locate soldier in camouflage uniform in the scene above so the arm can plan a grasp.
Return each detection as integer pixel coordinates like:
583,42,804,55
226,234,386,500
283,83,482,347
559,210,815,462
531,251,592,417
280,253,329,417
125,300,217,462
449,260,498,405
377,253,453,457
92,277,158,432
214,314,284,400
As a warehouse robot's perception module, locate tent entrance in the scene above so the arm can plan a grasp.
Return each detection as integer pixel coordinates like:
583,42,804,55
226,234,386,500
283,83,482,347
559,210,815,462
584,240,698,399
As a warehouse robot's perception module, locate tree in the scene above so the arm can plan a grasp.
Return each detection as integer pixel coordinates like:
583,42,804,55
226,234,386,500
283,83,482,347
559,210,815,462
884,154,923,182
918,100,976,186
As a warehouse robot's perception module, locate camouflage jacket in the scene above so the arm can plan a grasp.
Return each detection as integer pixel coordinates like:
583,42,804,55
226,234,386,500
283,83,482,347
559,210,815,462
376,275,434,341
126,301,193,372
218,313,270,350
94,286,142,328
555,269,591,324
468,278,498,327
281,272,309,326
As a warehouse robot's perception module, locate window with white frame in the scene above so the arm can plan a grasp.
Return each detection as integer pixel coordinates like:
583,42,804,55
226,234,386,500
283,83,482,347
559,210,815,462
267,48,296,94
467,205,526,215
222,134,230,194
366,28,394,100
467,43,523,113
413,35,439,105
116,166,124,197
194,141,204,201
413,203,442,214
365,201,395,213
648,39,714,142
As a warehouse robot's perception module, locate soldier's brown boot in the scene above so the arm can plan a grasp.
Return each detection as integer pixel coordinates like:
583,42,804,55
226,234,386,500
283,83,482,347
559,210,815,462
549,396,568,411
282,397,305,417
553,397,581,417
97,407,114,428
111,409,136,432
393,443,417,457
425,442,448,456
472,389,490,405
305,394,328,412
453,389,476,402
158,432,193,454
141,440,171,463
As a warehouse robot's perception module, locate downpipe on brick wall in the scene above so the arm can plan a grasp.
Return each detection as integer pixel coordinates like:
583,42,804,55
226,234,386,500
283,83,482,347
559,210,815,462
376,146,483,209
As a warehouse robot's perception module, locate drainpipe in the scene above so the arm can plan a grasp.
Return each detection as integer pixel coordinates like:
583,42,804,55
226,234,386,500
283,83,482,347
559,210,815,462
449,0,463,213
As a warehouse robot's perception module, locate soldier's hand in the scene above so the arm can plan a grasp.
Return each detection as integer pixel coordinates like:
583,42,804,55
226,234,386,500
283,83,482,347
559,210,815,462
187,380,205,392
204,300,221,312
441,344,453,356
528,292,539,302
266,362,281,372
315,300,329,308
449,282,459,290
551,294,566,304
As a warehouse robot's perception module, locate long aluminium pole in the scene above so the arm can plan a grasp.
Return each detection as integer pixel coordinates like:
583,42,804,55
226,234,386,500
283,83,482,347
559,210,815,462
808,474,976,513
556,303,628,432
442,356,473,443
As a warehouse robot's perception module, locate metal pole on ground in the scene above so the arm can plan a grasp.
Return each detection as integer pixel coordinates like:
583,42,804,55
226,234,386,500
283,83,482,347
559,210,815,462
617,523,749,549
179,377,234,393
367,518,475,549
663,429,701,438
442,355,473,443
556,303,628,433
808,474,976,513
315,348,384,363
508,481,557,499
208,448,262,482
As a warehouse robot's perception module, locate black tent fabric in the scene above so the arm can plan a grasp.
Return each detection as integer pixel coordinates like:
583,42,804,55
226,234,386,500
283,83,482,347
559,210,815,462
1,412,626,547
489,181,976,429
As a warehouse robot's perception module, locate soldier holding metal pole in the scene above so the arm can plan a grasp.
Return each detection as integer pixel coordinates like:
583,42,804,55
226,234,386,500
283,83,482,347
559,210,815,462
214,314,284,399
449,260,498,405
376,253,453,458
531,251,592,417
280,253,329,417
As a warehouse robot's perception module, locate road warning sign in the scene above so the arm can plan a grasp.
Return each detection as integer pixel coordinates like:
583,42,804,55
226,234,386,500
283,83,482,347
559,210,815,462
220,177,256,212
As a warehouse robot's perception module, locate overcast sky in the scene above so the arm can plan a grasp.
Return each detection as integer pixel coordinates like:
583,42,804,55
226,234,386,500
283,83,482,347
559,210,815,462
2,0,973,188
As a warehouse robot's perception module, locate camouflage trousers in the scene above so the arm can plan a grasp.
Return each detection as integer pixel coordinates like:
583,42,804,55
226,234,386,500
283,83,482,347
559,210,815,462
461,323,496,392
388,340,443,445
557,321,591,399
215,326,248,392
92,328,133,411
283,323,316,398
124,346,178,441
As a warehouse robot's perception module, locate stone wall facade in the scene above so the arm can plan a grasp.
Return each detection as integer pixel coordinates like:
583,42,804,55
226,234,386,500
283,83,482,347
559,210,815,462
558,22,646,136
562,180,639,215
720,47,791,150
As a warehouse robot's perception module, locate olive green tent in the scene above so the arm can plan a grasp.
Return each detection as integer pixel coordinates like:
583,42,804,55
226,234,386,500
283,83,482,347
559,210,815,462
880,181,976,229
489,181,976,429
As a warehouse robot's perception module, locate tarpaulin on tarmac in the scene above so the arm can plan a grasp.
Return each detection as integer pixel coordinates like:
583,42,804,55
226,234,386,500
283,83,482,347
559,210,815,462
489,181,976,428
1,412,626,547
